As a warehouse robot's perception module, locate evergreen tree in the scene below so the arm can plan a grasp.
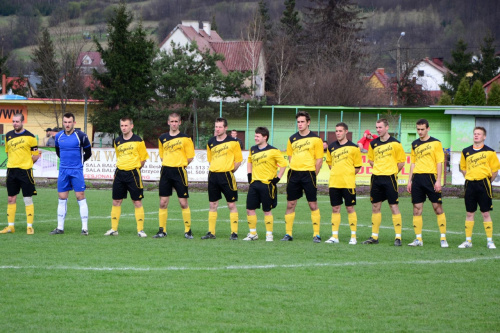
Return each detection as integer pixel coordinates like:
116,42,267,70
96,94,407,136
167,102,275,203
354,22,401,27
474,33,500,84
210,15,218,33
258,0,272,41
437,92,452,105
453,77,470,105
468,80,486,106
153,42,250,147
486,82,500,106
91,1,157,138
441,39,474,97
302,0,365,67
280,0,301,36
32,28,59,98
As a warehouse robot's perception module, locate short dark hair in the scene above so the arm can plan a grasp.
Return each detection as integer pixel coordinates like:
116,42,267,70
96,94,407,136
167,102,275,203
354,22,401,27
215,117,228,127
474,126,487,136
416,118,429,128
63,112,75,121
296,111,310,122
168,112,181,121
336,122,348,130
120,117,133,124
376,118,389,127
255,127,269,141
231,129,237,133
13,112,24,121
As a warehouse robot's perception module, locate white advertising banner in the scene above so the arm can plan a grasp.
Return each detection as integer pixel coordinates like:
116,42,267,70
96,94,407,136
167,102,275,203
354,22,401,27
450,151,500,186
0,148,251,182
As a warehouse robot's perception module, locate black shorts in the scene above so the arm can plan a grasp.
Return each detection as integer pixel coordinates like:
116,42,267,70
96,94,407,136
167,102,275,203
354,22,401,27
6,168,37,197
159,166,189,198
370,174,399,204
411,173,442,204
208,171,238,203
464,179,493,213
246,181,278,212
112,168,144,201
286,170,317,202
329,187,356,207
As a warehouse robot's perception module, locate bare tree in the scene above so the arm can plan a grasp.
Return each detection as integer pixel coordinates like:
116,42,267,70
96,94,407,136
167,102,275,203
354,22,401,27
269,32,294,104
242,11,263,99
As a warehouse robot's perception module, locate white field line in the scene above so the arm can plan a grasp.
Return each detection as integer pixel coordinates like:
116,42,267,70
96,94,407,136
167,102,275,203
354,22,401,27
1,256,499,272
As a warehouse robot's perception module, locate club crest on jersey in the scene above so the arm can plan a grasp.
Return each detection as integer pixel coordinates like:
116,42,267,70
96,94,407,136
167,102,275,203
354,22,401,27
374,143,378,147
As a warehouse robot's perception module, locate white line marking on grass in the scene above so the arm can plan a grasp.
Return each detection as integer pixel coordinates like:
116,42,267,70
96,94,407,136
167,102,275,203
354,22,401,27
1,256,499,272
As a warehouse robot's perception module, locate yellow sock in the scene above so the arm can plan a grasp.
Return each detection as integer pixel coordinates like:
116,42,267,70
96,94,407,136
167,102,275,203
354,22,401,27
25,204,34,226
285,213,295,236
230,212,238,234
182,208,191,232
413,215,423,241
159,208,167,231
484,221,493,239
7,203,16,224
331,213,341,238
264,215,273,233
392,213,402,239
247,215,257,234
208,211,217,235
135,206,145,232
465,220,474,242
311,209,320,236
437,213,446,240
347,212,357,238
111,206,121,231
371,213,382,239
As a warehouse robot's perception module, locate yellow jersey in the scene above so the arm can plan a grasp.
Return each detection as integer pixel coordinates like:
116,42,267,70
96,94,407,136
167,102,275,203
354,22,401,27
326,140,362,188
5,129,39,169
158,132,195,167
368,136,406,176
460,145,500,181
114,134,149,171
286,131,323,171
248,144,288,184
207,136,243,172
410,137,444,175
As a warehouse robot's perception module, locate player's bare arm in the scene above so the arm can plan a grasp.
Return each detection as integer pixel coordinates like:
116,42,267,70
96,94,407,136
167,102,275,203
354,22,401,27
315,158,323,175
434,163,442,192
407,163,415,193
354,167,361,175
140,160,146,169
233,161,241,172
397,162,405,172
277,166,286,179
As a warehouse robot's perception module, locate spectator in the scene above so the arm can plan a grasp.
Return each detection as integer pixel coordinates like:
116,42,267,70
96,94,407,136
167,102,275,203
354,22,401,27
230,129,244,150
45,128,55,147
357,129,377,153
323,140,328,152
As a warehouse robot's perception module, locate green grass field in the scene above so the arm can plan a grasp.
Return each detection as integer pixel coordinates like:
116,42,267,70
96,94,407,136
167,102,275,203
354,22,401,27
1,188,499,332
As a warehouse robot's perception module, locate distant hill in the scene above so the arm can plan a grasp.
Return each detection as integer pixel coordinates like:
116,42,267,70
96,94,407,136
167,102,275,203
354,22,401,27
1,0,499,74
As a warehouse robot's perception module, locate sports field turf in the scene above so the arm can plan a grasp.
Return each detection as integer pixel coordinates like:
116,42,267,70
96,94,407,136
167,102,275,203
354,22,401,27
1,188,499,332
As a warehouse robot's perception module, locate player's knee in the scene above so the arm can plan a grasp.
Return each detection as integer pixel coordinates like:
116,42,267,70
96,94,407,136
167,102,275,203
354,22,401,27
23,197,33,206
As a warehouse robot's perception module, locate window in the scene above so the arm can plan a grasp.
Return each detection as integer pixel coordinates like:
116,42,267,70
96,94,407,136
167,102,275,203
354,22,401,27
418,70,424,77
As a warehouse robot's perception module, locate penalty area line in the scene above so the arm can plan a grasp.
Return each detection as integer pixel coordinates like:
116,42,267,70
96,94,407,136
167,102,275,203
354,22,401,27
1,256,499,272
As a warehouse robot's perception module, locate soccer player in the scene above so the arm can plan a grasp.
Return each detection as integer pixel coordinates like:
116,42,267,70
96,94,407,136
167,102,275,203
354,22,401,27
407,119,448,247
362,118,406,246
153,113,195,239
325,122,362,244
1,113,39,235
458,126,500,249
201,118,243,240
244,127,288,241
50,113,92,235
104,117,149,237
282,111,324,242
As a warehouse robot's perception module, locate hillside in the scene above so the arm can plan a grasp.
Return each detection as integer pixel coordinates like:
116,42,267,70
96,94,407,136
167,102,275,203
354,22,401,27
1,0,499,75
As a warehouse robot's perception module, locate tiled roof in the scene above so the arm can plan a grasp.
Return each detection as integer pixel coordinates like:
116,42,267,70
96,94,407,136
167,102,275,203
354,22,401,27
483,73,500,88
211,41,263,72
421,57,450,74
76,52,104,67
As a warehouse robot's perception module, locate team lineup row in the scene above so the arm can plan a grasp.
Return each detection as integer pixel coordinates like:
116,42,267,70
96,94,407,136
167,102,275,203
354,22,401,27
2,112,499,249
